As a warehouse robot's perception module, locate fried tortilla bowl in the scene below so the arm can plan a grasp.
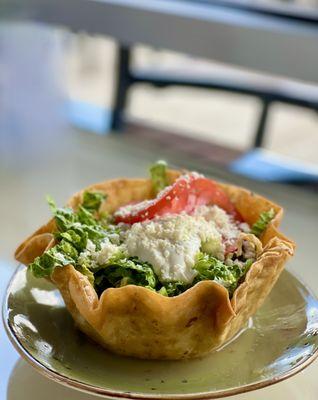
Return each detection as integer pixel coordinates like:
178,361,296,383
15,170,295,360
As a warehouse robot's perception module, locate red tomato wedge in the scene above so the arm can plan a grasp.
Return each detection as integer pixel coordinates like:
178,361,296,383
114,174,243,224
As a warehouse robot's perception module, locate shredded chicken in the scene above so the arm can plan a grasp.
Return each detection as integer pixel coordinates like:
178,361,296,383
236,233,263,260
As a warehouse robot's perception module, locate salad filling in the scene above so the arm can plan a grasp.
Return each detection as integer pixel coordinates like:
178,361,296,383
29,162,275,297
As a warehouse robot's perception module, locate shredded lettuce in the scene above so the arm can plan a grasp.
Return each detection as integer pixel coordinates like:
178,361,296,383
82,191,106,212
30,241,77,278
152,254,253,297
29,191,109,279
94,253,158,296
193,252,252,295
159,281,189,297
149,160,168,194
93,250,191,297
251,208,275,237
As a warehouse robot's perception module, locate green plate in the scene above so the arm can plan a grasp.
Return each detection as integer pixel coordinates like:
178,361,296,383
3,265,318,399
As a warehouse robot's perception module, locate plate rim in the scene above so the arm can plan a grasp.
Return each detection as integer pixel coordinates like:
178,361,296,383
3,264,318,400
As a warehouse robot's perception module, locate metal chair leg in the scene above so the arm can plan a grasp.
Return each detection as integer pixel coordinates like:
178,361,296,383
254,99,271,148
111,45,131,131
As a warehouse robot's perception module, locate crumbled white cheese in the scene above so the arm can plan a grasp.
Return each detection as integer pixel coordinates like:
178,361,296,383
86,239,96,252
78,238,120,267
107,231,121,245
193,205,240,242
79,203,249,285
239,222,250,233
124,214,223,284
114,199,154,218
95,239,120,265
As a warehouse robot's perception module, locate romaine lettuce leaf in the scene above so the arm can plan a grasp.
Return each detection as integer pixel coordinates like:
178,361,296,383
59,230,88,252
94,253,158,295
251,208,275,237
30,242,77,278
149,160,168,194
82,191,106,212
193,252,252,295
159,281,189,297
29,193,109,280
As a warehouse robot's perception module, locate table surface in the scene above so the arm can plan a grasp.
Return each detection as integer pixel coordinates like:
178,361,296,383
1,130,318,399
7,0,318,84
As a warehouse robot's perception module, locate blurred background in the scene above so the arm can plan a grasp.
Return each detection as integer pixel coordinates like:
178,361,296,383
1,0,317,261
0,0,317,254
0,1,318,398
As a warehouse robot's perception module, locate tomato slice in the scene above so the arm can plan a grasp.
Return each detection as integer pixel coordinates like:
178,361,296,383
114,174,243,224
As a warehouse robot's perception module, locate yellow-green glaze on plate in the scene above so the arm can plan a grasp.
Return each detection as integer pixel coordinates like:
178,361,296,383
3,265,318,399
